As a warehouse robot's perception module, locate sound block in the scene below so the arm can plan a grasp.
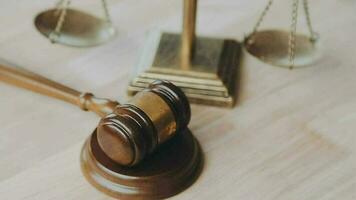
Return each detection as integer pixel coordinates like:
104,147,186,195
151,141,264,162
80,128,202,200
128,31,242,107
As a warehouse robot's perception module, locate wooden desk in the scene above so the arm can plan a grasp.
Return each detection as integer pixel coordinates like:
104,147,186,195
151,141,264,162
1,0,355,199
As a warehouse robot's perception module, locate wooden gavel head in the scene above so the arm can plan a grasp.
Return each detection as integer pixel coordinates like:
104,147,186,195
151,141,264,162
96,80,191,166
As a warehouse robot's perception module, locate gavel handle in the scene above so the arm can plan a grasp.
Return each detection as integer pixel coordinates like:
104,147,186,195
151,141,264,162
0,61,119,117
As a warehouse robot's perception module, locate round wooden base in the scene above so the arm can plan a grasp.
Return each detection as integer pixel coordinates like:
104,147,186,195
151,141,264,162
80,129,202,200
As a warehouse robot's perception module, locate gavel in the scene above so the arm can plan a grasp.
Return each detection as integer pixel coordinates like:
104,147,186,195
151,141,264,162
0,61,190,166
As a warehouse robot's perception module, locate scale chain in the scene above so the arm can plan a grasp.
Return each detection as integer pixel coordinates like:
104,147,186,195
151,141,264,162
251,0,274,36
50,0,71,43
101,0,113,25
303,0,318,42
55,0,66,9
288,0,299,69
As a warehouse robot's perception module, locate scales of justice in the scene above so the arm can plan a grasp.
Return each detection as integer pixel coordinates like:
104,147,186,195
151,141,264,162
33,0,319,106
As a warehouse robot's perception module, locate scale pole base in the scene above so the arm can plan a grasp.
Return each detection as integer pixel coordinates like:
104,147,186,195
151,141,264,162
128,31,242,107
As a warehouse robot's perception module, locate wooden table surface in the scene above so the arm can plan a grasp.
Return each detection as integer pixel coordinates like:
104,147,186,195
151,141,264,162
1,0,355,199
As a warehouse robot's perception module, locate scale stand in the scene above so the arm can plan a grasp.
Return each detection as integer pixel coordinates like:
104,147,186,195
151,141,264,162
34,0,116,47
244,0,319,69
128,0,242,107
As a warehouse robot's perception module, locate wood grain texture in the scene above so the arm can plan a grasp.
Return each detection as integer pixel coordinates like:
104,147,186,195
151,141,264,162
0,0,355,199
